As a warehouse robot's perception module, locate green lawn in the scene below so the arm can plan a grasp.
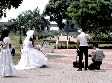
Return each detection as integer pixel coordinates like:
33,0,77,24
10,33,24,55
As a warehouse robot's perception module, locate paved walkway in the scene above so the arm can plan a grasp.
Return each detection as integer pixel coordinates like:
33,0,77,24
1,49,112,83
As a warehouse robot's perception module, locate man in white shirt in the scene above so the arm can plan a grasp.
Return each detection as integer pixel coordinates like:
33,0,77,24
77,29,90,71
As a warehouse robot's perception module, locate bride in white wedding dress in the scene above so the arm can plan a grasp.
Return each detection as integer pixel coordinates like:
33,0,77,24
0,29,16,77
15,30,48,70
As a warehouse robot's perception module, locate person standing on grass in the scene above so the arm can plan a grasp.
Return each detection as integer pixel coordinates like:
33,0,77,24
77,29,90,71
0,29,16,77
15,30,48,70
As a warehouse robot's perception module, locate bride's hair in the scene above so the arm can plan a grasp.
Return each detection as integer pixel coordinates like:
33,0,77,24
29,36,35,47
0,29,10,41
33,35,36,40
29,37,33,41
29,35,36,41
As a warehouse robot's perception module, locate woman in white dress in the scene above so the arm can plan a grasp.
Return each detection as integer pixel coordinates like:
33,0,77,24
0,29,15,77
15,30,48,70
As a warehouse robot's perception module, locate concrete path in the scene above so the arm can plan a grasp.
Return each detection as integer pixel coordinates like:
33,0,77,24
1,49,112,83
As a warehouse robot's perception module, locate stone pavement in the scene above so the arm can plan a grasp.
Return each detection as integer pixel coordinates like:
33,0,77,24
1,49,112,83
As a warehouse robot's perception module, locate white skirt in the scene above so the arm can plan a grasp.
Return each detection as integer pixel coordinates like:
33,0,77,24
15,47,48,70
0,49,16,76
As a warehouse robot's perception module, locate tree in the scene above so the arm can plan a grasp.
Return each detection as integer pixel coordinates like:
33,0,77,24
40,16,50,31
14,9,39,33
67,0,112,32
0,0,23,17
66,0,112,41
44,0,70,30
12,8,50,34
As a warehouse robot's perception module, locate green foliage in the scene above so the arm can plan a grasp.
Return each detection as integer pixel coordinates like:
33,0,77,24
44,0,112,36
91,32,112,41
66,0,112,32
44,0,70,30
11,8,50,34
15,9,40,30
0,0,23,17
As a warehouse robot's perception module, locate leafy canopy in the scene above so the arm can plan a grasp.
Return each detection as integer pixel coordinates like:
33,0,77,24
67,0,112,32
44,0,70,30
0,0,23,17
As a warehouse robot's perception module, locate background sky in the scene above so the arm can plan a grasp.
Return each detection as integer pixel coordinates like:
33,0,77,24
0,0,49,22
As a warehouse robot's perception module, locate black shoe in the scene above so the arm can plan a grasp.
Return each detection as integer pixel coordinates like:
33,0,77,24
40,65,48,68
96,67,100,70
77,69,82,71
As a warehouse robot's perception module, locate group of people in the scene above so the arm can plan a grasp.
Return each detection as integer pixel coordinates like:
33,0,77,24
76,29,105,71
0,28,105,77
0,29,48,77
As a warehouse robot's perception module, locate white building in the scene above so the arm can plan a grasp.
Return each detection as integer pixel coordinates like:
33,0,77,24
44,16,59,31
50,21,59,31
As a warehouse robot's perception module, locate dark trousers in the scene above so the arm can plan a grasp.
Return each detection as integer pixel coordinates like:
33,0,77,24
79,46,88,70
88,60,102,70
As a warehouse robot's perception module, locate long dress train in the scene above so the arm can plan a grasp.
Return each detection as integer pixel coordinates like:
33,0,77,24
15,40,48,70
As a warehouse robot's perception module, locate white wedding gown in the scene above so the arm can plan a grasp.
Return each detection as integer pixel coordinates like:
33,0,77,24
15,40,48,70
0,37,16,76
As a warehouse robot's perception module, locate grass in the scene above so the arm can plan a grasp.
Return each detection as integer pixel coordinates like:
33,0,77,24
10,33,22,64
10,33,24,56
